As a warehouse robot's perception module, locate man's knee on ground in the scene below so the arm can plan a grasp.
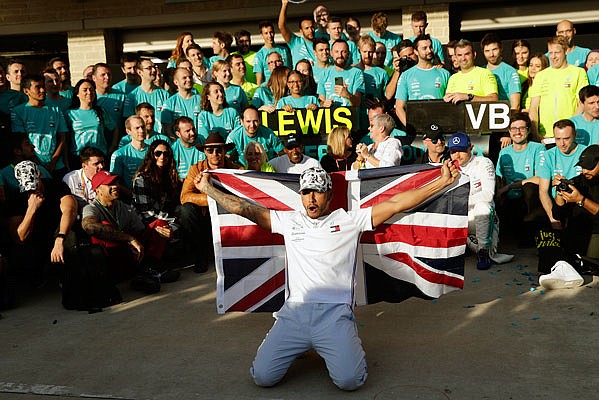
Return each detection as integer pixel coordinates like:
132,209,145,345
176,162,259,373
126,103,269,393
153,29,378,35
332,371,367,391
250,366,283,388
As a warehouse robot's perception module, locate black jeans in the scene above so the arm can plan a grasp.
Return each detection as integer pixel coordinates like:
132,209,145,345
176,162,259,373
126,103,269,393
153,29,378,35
178,203,214,264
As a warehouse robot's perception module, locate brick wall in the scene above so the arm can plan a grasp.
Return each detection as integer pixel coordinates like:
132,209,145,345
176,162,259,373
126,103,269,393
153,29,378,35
67,30,107,83
401,4,450,44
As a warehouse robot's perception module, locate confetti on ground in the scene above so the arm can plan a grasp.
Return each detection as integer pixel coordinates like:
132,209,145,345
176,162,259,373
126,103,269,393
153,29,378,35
498,295,504,299
431,299,438,303
511,322,519,327
531,316,541,320
518,290,524,294
540,290,545,295
359,323,365,327
529,287,536,292
463,305,476,308
472,279,480,283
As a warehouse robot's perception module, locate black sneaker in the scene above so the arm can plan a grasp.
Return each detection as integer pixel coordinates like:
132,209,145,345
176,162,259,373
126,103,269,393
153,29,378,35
149,268,181,283
130,273,160,294
193,259,208,274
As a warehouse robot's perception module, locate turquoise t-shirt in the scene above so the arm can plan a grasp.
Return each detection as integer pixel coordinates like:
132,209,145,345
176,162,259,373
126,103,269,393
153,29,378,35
119,131,172,148
571,113,599,146
588,64,599,86
253,45,292,82
161,93,202,131
197,107,241,141
97,90,126,132
124,86,170,133
277,95,320,109
171,139,206,179
362,66,389,101
11,103,68,169
288,34,316,65
496,141,545,199
252,86,275,109
45,96,71,115
313,65,331,85
539,144,586,196
0,89,27,115
60,86,74,99
113,79,139,95
407,35,445,63
224,84,249,115
488,62,521,101
567,47,591,68
226,125,284,165
395,65,450,101
67,108,115,155
368,31,402,67
109,144,148,189
317,66,365,106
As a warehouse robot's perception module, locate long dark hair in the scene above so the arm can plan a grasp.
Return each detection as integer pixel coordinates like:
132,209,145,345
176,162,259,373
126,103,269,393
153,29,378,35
201,82,229,112
69,79,105,126
134,140,179,197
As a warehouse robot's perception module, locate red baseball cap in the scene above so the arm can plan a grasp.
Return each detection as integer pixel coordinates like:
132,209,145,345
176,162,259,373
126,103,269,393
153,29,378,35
91,171,119,191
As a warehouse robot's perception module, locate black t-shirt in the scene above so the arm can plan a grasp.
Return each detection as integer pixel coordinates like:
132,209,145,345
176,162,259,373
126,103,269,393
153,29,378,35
320,153,358,172
554,175,599,233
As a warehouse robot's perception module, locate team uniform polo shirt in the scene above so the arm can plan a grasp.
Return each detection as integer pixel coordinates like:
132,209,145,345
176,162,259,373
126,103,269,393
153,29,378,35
539,144,586,196
317,66,365,107
395,65,450,101
268,154,321,173
110,144,148,189
287,34,316,65
496,142,545,199
171,139,205,179
226,125,284,165
270,207,373,304
251,86,274,109
113,79,139,95
277,95,320,109
224,84,249,115
197,108,240,141
11,103,68,169
124,86,170,133
67,108,115,155
161,93,202,131
446,66,498,97
487,62,521,102
253,45,292,83
529,65,589,137
570,114,599,146
118,131,172,149
0,89,27,115
407,35,445,63
588,64,599,86
368,31,402,67
312,64,331,85
97,90,126,131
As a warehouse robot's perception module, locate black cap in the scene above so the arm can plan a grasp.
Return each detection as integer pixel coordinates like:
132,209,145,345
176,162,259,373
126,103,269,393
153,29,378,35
423,123,444,141
284,133,303,148
576,144,599,170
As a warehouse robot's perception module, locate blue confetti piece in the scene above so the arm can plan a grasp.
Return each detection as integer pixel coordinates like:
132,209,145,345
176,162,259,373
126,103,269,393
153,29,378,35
531,316,541,320
359,322,365,327
511,322,519,327
498,295,504,299
529,287,536,292
472,278,480,283
517,290,524,294
540,290,545,295
431,299,438,303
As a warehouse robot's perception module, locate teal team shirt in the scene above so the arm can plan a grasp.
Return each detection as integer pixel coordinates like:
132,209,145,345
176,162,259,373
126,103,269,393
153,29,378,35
197,108,241,141
67,108,115,155
317,67,365,106
407,36,445,63
224,84,249,114
277,95,320,109
395,65,450,101
487,62,521,101
124,86,170,133
362,67,389,100
97,90,126,132
251,87,275,109
113,79,139,95
368,31,402,67
253,45,292,82
45,96,71,115
171,139,206,179
0,89,27,115
539,144,587,196
570,113,599,146
110,144,147,188
496,141,545,199
312,65,331,85
161,93,202,130
288,34,316,65
11,103,68,169
226,125,284,165
588,64,599,86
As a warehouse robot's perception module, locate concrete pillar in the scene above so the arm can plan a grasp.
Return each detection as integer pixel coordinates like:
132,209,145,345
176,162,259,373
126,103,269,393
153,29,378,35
67,30,107,83
402,4,450,44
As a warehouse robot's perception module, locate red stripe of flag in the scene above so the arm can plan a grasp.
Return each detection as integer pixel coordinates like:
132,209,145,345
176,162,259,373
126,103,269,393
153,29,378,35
212,173,294,211
221,225,285,247
361,168,441,208
361,224,468,248
385,252,464,289
329,171,348,211
228,269,286,311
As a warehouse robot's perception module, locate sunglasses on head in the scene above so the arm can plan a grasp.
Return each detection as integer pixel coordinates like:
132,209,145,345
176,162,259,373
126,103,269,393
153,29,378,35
153,150,171,157
205,147,224,154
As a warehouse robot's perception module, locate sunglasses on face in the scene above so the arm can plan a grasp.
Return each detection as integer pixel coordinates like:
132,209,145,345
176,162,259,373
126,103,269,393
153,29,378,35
429,138,445,144
153,150,171,157
205,147,224,154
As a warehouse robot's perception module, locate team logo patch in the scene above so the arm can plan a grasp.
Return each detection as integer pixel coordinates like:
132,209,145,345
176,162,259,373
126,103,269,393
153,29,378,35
330,225,341,233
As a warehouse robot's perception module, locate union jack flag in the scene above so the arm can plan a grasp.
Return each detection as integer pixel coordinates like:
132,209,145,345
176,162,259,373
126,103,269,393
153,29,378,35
207,164,470,314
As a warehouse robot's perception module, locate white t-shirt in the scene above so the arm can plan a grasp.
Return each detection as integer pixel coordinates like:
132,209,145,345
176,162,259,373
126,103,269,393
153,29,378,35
62,168,96,209
268,154,321,174
270,207,373,304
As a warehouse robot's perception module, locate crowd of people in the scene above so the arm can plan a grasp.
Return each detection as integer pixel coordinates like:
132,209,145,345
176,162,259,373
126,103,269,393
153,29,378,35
0,1,598,383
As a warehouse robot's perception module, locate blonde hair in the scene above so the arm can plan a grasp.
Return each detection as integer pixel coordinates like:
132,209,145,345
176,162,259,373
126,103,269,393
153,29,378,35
244,141,267,168
210,59,229,82
327,126,350,158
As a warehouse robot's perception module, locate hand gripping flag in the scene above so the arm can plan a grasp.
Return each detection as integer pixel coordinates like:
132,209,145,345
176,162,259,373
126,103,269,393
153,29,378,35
207,164,470,314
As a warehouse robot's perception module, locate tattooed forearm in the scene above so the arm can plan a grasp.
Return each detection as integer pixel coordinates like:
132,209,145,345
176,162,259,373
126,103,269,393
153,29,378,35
203,181,271,229
82,216,135,242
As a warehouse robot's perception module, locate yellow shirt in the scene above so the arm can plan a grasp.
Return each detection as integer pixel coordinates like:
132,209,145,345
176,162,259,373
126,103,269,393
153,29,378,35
446,66,498,97
517,68,529,85
529,64,589,137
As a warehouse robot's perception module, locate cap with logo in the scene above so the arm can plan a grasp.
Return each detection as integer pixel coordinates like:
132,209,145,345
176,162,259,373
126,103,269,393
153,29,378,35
284,133,303,148
423,122,444,141
299,167,332,193
448,132,471,152
91,171,120,191
576,144,599,170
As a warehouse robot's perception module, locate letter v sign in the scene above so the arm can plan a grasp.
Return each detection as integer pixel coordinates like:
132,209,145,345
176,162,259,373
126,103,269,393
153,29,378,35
465,103,486,130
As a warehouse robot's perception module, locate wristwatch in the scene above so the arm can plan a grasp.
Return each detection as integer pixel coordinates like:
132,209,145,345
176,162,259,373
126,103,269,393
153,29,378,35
577,197,586,207
467,94,474,101
55,233,67,240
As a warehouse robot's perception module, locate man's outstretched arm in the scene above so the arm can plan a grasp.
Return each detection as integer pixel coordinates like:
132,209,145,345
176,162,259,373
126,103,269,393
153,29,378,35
371,160,459,228
197,172,272,231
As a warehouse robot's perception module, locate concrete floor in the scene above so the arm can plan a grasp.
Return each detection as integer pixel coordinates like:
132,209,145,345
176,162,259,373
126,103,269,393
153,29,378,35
1,244,598,400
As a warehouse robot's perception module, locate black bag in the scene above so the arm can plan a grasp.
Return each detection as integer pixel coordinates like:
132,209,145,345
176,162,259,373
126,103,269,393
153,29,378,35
61,243,122,312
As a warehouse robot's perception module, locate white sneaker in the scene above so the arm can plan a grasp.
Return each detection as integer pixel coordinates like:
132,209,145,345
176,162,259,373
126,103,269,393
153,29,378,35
539,261,584,290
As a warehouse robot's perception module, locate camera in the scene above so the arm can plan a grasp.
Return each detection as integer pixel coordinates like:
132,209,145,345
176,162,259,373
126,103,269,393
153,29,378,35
557,179,574,193
398,56,416,73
